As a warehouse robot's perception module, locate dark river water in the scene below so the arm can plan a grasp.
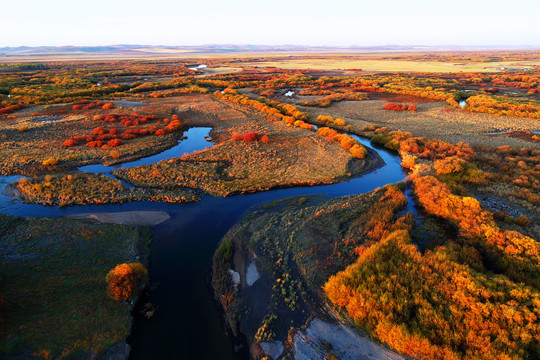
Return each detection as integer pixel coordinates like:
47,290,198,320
0,128,407,359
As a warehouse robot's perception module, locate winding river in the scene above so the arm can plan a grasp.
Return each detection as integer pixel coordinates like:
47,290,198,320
0,127,407,359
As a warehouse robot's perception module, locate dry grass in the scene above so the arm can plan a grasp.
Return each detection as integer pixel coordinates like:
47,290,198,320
286,98,540,149
244,59,538,73
114,96,375,196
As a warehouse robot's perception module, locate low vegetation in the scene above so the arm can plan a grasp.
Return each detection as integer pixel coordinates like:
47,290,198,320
0,213,151,359
15,172,198,206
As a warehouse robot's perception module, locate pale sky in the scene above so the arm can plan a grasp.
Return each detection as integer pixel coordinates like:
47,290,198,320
1,0,539,47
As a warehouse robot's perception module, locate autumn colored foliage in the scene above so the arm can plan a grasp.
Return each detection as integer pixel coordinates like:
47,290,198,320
466,94,540,118
317,127,367,159
300,90,367,107
214,90,312,131
324,184,540,360
230,132,269,142
243,132,259,142
105,263,148,302
63,112,183,149
473,145,539,205
316,115,346,127
413,175,539,287
107,138,122,147
0,103,24,115
383,102,417,112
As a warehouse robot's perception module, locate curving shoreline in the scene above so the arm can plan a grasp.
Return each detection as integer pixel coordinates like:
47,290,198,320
67,211,171,226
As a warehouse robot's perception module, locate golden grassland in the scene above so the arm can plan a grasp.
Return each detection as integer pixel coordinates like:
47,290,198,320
244,59,540,73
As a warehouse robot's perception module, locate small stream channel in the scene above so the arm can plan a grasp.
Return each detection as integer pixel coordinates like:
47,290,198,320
0,127,409,359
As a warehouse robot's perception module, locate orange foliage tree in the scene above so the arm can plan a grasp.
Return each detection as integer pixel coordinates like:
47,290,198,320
105,263,148,302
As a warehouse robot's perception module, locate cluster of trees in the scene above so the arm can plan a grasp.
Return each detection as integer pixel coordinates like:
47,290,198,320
369,127,475,161
214,90,312,132
72,100,113,111
106,263,148,302
324,183,540,360
300,90,368,107
316,115,346,127
148,85,209,98
465,95,540,118
0,103,24,115
413,175,539,287
64,113,183,148
317,127,367,159
231,132,269,143
96,113,157,127
325,224,540,360
383,102,417,112
366,126,538,207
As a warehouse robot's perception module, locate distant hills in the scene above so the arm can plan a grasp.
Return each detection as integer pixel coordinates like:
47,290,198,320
1,44,537,58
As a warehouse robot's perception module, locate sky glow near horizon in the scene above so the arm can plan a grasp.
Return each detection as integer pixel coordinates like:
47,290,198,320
1,0,539,47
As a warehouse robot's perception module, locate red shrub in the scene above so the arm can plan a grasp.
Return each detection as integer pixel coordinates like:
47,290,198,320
102,102,114,110
92,127,109,135
231,133,244,141
63,138,78,147
86,141,104,147
107,138,123,147
383,103,407,111
243,132,259,142
260,135,269,143
155,129,166,136
122,133,136,140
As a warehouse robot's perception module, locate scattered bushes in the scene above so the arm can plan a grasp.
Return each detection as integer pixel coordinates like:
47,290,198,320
301,91,367,107
64,113,182,149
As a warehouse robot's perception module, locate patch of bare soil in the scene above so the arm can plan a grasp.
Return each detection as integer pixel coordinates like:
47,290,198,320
295,318,406,360
67,211,170,226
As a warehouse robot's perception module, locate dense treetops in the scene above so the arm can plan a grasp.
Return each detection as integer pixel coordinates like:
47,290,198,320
106,263,148,302
325,184,540,360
